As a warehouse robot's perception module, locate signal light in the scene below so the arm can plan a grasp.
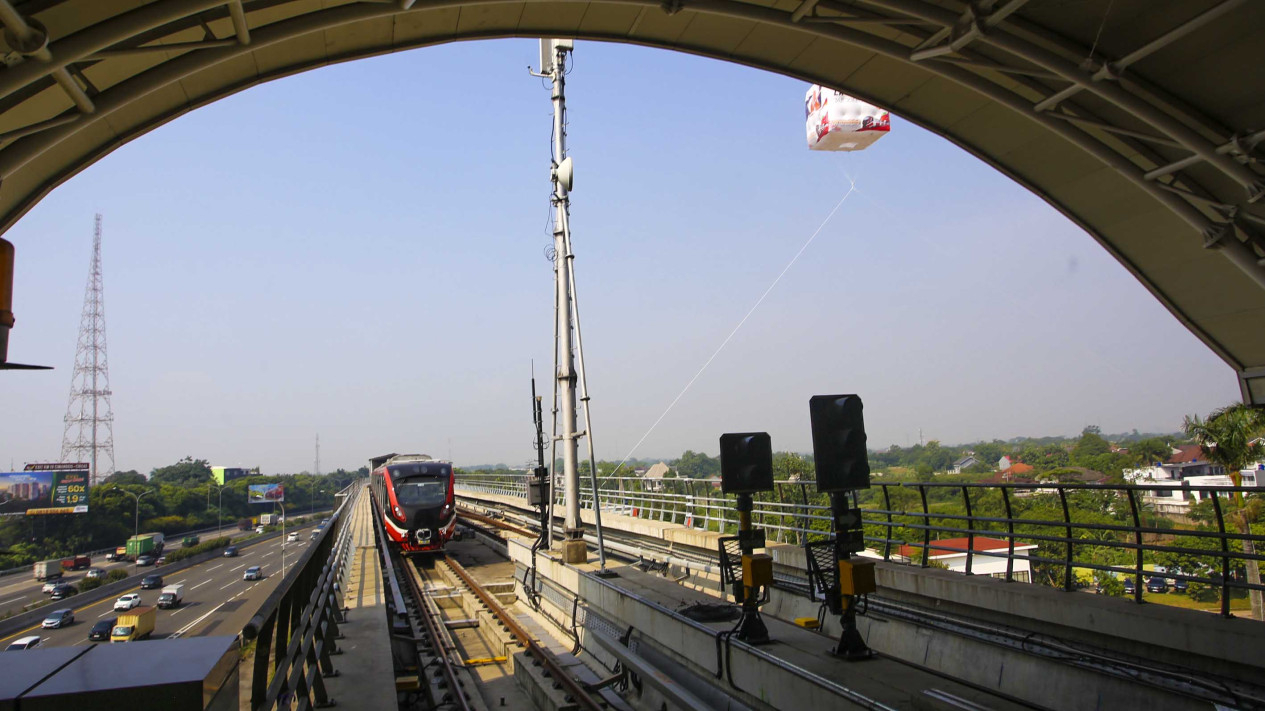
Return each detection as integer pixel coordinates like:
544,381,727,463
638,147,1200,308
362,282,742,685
809,394,870,492
719,432,773,494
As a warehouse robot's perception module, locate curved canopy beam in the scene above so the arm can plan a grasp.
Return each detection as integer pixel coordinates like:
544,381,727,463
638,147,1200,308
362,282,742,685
1,0,1263,397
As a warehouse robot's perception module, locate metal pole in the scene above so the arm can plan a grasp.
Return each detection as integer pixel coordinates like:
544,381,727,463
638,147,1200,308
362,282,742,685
546,41,583,551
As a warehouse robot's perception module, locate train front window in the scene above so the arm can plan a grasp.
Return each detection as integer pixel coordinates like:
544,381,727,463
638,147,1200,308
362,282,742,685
395,480,447,507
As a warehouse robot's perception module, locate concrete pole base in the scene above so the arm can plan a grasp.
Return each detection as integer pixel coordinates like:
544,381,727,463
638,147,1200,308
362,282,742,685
560,539,588,564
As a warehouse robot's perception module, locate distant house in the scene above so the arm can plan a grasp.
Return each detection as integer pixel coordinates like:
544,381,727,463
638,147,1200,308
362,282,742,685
895,536,1037,583
1123,445,1241,517
642,462,670,491
1007,462,1034,476
998,455,1012,471
950,455,979,474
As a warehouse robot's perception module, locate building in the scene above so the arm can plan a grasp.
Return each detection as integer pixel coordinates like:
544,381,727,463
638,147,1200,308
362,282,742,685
896,536,1038,582
211,466,255,485
950,455,979,474
641,462,670,492
1122,445,1245,517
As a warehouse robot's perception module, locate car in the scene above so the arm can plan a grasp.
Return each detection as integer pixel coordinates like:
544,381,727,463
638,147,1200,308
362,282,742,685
286,532,299,543
155,556,167,566
41,581,60,594
243,566,264,581
135,555,155,567
1122,578,1137,595
1145,576,1169,593
114,593,142,611
85,568,106,580
88,618,115,642
1173,578,1189,593
223,546,239,557
5,635,42,651
42,609,74,629
310,530,321,540
140,574,163,590
255,526,265,534
49,584,78,601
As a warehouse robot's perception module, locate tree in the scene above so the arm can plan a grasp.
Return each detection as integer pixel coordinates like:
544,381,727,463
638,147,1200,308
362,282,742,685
672,451,719,480
150,457,212,487
1130,437,1172,467
1071,430,1111,464
103,470,146,486
772,452,810,481
1184,403,1265,620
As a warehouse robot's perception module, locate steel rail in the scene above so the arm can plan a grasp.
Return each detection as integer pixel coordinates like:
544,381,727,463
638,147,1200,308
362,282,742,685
441,555,605,711
398,556,473,711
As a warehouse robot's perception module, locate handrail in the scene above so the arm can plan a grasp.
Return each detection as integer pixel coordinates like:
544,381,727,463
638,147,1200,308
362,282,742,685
455,472,1265,617
242,481,360,710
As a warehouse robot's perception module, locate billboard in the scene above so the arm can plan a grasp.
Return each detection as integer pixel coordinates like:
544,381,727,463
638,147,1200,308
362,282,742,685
0,468,90,515
248,483,284,503
212,466,254,485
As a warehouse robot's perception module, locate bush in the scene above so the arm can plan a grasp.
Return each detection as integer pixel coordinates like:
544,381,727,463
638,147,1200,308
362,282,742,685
162,536,231,564
1094,571,1124,597
77,577,103,592
105,569,129,583
1185,580,1219,602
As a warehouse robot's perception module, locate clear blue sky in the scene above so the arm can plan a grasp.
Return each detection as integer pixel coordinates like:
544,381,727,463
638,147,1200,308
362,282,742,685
0,38,1240,475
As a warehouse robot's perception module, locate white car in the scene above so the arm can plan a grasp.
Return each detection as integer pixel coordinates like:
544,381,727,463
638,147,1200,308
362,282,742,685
286,532,299,543
114,593,142,611
5,635,42,651
41,581,60,594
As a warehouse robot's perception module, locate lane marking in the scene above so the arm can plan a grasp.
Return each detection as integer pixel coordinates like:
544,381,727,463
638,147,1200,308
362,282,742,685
220,582,236,591
229,564,246,572
191,580,212,590
170,600,227,639
205,565,223,572
0,596,27,606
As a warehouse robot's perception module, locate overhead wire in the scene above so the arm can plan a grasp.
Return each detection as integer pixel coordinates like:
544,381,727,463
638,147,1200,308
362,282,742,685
604,176,860,479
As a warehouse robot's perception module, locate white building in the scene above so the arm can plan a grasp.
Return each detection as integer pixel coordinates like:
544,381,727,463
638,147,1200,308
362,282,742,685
896,536,1038,583
1123,445,1256,517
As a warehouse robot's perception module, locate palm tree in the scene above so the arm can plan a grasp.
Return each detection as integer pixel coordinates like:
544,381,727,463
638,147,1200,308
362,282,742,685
1184,403,1265,620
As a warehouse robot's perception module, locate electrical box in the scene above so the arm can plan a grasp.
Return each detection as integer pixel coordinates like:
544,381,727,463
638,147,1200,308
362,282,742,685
809,394,871,492
838,559,876,596
742,553,773,588
527,478,549,507
720,432,773,494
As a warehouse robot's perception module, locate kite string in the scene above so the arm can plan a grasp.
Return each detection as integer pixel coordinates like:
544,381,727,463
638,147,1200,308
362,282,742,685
606,176,859,479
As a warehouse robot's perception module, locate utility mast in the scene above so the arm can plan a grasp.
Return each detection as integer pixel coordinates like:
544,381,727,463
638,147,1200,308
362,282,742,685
314,433,320,476
61,214,115,486
532,39,605,568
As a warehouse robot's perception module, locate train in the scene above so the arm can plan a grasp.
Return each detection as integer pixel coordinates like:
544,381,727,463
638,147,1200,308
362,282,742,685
369,453,457,554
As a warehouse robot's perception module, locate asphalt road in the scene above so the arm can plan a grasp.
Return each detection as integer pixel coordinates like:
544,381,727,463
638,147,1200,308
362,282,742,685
0,521,324,650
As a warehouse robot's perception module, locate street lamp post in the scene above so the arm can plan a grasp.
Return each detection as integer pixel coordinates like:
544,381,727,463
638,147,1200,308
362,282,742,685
112,487,153,560
215,485,228,539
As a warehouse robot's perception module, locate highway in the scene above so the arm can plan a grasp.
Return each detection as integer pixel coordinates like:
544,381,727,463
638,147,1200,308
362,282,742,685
0,520,323,650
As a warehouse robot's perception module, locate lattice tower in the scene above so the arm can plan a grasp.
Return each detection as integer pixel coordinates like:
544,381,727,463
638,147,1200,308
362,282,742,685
60,214,115,485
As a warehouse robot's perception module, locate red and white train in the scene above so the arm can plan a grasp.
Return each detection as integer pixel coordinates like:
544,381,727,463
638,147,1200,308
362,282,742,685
369,453,457,554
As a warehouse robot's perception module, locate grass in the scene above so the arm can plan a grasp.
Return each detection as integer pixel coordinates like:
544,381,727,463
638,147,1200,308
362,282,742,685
1139,590,1251,612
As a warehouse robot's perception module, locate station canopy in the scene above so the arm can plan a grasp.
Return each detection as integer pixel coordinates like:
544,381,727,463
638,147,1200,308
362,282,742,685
0,1,1263,398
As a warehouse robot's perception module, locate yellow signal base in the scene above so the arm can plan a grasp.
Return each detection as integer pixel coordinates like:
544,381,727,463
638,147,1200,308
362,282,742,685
839,559,876,596
742,553,773,588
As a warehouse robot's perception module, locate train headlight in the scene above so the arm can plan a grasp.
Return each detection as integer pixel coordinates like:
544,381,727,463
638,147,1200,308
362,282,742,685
392,505,406,522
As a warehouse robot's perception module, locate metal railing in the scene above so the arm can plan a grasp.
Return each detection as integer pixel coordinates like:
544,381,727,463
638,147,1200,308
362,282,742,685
242,482,360,709
455,472,1265,617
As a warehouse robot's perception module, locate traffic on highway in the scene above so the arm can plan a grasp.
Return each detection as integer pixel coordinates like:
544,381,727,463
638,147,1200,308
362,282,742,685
0,521,321,650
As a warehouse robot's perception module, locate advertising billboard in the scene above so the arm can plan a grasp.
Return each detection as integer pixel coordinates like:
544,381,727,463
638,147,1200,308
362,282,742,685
248,483,284,503
0,468,90,515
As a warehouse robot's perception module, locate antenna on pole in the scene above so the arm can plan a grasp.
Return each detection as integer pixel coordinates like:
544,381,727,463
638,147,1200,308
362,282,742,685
314,433,320,476
530,39,607,571
61,214,115,486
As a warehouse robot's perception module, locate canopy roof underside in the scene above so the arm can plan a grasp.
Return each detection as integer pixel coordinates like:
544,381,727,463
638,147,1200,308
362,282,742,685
2,0,1264,397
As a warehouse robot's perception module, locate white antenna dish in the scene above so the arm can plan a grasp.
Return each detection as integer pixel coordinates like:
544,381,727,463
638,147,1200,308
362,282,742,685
555,156,574,192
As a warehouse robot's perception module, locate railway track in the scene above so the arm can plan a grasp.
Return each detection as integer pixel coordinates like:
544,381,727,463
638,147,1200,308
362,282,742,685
389,537,616,711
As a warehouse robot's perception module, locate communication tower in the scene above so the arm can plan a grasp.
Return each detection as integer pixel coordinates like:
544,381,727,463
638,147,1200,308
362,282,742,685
60,214,115,486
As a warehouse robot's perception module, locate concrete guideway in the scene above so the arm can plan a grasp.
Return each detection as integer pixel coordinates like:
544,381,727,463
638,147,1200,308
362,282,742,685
460,488,1265,710
318,484,396,710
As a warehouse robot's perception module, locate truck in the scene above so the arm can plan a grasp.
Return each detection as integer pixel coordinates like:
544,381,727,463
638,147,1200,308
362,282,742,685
181,535,200,548
156,584,184,609
111,606,156,642
259,513,278,526
106,546,128,562
60,555,91,571
125,532,165,559
33,560,63,582
237,518,253,531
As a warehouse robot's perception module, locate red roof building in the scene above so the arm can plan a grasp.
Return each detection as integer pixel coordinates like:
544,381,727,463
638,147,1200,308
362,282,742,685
895,536,1038,582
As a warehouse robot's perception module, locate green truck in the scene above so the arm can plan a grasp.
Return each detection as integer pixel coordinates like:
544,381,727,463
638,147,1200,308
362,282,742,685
181,535,200,548
125,532,165,559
